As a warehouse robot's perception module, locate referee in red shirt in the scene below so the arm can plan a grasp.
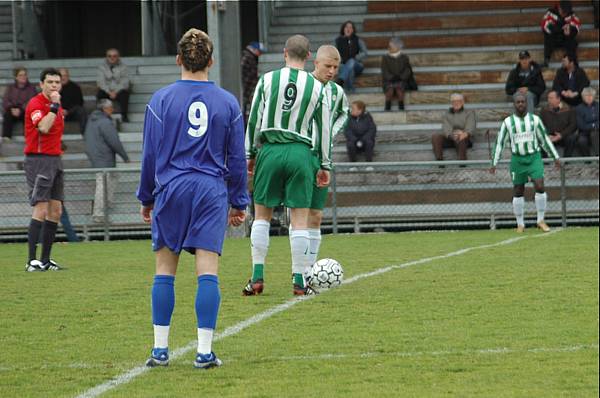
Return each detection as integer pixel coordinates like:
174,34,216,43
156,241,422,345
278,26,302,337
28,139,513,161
24,68,65,271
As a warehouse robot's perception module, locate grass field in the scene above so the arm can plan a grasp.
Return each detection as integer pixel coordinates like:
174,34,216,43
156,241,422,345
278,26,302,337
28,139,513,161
0,228,598,397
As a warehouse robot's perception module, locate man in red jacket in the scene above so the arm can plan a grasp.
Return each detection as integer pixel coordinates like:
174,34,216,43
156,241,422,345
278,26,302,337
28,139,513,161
23,68,65,272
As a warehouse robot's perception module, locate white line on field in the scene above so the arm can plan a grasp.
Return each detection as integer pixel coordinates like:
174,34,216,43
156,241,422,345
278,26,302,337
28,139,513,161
256,343,599,362
3,342,597,372
76,229,560,398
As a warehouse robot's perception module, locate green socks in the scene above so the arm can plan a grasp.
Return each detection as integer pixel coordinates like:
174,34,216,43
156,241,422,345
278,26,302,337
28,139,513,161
293,273,305,288
251,264,264,282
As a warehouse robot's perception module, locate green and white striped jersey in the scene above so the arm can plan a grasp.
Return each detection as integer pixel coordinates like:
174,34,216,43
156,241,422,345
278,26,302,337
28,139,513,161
245,67,330,165
492,112,560,166
311,79,349,170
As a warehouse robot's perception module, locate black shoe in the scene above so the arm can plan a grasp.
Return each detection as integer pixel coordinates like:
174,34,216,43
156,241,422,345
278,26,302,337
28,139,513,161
384,101,391,111
25,259,45,272
398,101,405,110
122,115,129,123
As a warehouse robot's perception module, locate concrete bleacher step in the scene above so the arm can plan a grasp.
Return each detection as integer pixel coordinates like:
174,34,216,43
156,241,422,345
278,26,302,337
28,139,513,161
271,2,367,17
355,63,599,87
366,1,590,14
363,9,595,32
362,29,599,50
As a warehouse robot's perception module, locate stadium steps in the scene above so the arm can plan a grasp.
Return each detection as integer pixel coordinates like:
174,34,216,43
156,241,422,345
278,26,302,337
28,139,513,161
0,3,14,61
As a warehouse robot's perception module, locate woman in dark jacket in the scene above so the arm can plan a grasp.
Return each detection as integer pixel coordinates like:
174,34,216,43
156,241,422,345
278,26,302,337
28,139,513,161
2,67,37,141
381,37,415,111
335,21,368,93
344,100,377,162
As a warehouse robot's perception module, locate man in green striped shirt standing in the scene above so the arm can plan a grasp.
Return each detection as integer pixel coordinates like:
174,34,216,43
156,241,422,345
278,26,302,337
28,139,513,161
303,45,349,274
243,35,331,296
491,92,560,232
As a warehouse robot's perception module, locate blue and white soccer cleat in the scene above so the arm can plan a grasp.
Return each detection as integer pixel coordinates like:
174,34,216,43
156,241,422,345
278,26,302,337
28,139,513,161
25,259,44,272
193,352,222,369
145,348,169,367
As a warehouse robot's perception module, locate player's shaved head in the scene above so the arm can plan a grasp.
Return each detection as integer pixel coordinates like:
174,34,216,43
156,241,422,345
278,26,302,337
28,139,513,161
285,35,310,61
178,28,213,73
315,45,340,62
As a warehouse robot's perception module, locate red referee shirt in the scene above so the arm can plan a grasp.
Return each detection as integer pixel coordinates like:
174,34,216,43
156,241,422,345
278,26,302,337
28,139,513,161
24,92,64,155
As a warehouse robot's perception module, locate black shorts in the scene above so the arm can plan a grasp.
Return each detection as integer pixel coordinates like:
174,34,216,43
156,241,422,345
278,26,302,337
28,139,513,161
24,154,64,206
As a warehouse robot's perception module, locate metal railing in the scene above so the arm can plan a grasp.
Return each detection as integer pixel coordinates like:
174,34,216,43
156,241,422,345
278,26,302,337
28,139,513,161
0,158,597,242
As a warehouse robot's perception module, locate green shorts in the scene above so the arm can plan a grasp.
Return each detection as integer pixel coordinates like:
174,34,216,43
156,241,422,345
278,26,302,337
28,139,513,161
253,142,318,208
510,152,544,185
310,185,329,210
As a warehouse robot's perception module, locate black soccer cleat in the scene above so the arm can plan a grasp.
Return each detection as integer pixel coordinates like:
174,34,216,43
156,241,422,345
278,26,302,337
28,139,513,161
41,259,63,271
25,260,45,272
242,279,264,296
293,284,318,296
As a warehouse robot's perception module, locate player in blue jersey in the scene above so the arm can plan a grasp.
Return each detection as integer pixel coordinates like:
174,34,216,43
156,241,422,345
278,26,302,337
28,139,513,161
137,28,249,369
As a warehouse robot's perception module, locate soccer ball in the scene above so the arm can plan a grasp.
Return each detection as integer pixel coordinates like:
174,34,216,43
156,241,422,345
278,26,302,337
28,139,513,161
309,258,344,290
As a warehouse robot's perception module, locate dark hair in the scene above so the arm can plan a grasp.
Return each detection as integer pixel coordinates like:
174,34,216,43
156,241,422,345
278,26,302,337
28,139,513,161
339,20,356,36
13,66,27,78
177,28,213,73
547,90,561,99
40,68,61,82
563,53,578,65
559,0,573,14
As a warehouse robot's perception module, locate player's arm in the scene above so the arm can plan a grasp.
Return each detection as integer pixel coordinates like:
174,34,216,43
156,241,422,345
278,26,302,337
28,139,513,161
331,92,349,138
37,92,61,134
245,76,265,160
136,101,160,212
227,106,250,216
491,120,509,170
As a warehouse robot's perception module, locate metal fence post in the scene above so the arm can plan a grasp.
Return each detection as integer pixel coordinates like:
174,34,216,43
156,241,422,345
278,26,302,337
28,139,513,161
332,168,338,234
560,160,567,228
103,171,109,241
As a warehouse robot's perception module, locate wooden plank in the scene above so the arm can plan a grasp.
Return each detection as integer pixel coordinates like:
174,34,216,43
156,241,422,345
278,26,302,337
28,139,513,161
367,1,589,14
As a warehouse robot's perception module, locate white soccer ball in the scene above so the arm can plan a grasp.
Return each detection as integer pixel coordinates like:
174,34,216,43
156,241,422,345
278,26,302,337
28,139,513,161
309,258,344,290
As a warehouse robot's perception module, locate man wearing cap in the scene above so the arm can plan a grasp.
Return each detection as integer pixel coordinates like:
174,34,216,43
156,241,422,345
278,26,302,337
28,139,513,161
241,41,266,123
505,50,546,113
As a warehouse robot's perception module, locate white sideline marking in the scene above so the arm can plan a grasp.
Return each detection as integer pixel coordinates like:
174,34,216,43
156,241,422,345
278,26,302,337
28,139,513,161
76,230,560,398
260,343,599,362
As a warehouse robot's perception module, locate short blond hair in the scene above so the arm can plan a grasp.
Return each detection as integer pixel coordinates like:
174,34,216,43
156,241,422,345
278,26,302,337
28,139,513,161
316,45,340,62
285,35,310,61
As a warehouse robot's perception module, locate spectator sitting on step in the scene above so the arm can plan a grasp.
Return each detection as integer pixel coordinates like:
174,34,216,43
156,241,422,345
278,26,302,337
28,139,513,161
381,37,417,111
2,67,37,143
344,100,377,163
575,87,599,156
541,0,581,67
431,93,476,162
241,41,266,124
505,50,546,113
59,68,87,135
552,53,590,107
335,20,368,93
96,48,130,123
541,90,577,157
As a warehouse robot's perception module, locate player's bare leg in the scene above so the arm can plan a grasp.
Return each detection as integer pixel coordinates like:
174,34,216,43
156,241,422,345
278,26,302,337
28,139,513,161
147,248,179,367
194,249,222,369
513,184,526,232
533,178,550,232
243,204,273,295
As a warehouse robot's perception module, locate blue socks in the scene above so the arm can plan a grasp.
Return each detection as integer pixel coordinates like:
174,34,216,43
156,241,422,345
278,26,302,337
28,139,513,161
151,275,175,326
195,274,220,329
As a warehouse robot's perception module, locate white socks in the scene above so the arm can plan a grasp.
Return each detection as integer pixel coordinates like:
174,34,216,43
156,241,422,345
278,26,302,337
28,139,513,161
250,220,270,264
535,192,547,223
197,328,214,355
307,228,321,267
290,229,310,275
512,196,525,227
153,325,170,349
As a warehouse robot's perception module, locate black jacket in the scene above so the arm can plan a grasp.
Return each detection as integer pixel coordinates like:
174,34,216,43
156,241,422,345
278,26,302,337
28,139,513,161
344,111,377,143
505,61,546,98
552,66,590,106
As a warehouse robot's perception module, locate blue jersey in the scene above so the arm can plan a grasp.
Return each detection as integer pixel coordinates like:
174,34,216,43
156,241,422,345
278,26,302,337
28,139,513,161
137,80,249,210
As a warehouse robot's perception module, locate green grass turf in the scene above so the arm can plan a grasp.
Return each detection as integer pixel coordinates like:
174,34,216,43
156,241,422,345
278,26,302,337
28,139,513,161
0,228,597,397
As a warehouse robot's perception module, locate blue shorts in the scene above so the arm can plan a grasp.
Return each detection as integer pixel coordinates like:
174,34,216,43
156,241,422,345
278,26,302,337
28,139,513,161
151,173,228,255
